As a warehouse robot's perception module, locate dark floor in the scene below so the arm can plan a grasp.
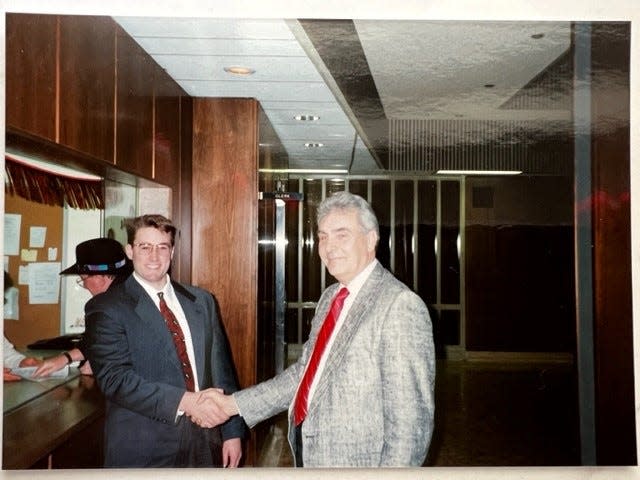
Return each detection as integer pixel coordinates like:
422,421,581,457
256,359,580,467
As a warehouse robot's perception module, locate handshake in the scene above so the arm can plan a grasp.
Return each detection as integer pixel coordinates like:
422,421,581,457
179,388,240,428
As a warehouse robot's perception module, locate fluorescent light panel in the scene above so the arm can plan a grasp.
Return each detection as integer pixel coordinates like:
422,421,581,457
259,168,348,174
436,170,522,175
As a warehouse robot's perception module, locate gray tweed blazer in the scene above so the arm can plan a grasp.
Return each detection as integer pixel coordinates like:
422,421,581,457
234,262,435,467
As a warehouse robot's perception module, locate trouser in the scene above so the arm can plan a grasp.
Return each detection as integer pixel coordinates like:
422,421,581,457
175,418,223,467
294,422,304,467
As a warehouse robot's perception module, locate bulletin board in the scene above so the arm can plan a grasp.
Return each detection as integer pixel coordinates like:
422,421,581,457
4,194,64,347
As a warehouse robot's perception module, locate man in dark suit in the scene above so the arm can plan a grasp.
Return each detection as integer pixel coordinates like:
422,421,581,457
194,191,435,467
84,214,245,468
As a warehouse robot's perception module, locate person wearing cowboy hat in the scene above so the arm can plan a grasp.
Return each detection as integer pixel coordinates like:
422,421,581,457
33,237,132,377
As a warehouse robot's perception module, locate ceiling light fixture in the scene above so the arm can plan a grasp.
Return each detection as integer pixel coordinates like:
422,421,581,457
294,115,320,121
304,142,324,148
436,170,522,175
259,168,348,174
531,33,545,39
224,66,255,76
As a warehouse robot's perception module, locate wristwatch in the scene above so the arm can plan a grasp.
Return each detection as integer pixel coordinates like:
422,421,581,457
63,352,73,364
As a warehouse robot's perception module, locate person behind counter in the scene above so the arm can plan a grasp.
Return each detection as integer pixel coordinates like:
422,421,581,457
3,335,41,382
4,272,41,382
33,238,132,378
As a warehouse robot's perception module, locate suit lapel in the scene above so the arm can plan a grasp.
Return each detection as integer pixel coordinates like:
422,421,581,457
172,282,207,387
127,277,177,361
126,277,206,386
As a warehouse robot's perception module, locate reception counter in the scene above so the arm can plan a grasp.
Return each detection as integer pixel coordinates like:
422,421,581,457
3,363,105,469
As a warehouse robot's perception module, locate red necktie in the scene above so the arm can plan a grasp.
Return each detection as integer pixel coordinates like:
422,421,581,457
293,287,349,426
158,292,195,391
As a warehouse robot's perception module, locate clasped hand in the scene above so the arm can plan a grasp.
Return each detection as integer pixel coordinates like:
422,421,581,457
179,388,237,428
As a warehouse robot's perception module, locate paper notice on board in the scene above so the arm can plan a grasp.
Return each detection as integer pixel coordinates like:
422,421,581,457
28,262,61,304
20,249,38,262
29,226,47,248
3,214,21,256
18,265,29,285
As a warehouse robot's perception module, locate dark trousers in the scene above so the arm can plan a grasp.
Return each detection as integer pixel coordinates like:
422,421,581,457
294,422,304,467
175,417,223,467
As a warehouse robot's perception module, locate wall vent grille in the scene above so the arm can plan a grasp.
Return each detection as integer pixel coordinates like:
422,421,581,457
388,118,573,175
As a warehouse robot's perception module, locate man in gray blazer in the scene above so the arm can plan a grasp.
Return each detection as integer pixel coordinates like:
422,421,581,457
195,191,435,467
84,215,245,467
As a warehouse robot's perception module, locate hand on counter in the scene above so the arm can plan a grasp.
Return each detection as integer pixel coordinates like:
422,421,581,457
4,357,43,382
33,355,68,378
4,367,21,382
33,348,92,378
19,357,41,367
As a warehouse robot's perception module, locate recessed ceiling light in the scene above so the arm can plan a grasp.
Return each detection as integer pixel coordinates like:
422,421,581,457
484,83,495,88
224,66,255,76
294,114,320,121
531,33,545,40
304,142,324,148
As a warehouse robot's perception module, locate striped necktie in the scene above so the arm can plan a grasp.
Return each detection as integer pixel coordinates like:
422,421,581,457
158,292,195,391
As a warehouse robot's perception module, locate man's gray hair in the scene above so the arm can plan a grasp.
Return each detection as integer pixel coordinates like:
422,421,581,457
317,191,380,241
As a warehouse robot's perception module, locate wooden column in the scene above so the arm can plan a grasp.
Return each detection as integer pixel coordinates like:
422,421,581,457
191,98,259,389
191,98,259,463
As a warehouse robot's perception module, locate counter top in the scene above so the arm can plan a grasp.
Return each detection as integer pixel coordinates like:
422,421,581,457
3,367,81,414
2,369,104,469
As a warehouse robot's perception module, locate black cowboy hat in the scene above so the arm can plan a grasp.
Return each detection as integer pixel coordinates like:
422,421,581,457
60,238,130,276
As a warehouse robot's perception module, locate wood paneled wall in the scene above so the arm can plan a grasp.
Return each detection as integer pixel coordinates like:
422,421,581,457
6,13,191,282
6,14,57,141
58,15,116,161
115,26,154,177
191,98,259,463
191,98,259,388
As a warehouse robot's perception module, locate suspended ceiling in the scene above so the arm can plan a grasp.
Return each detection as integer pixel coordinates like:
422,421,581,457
113,17,580,175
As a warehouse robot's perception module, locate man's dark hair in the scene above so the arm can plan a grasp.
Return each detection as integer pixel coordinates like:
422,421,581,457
125,214,177,246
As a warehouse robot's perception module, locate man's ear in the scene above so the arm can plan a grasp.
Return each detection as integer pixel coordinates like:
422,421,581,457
366,230,378,252
125,244,134,260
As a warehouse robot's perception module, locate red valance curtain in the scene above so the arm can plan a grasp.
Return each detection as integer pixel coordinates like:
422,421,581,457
4,155,104,210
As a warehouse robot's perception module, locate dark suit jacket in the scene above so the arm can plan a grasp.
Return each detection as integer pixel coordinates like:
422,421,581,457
84,275,245,467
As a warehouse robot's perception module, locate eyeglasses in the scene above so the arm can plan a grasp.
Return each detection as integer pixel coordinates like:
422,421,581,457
76,276,88,287
133,242,172,255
